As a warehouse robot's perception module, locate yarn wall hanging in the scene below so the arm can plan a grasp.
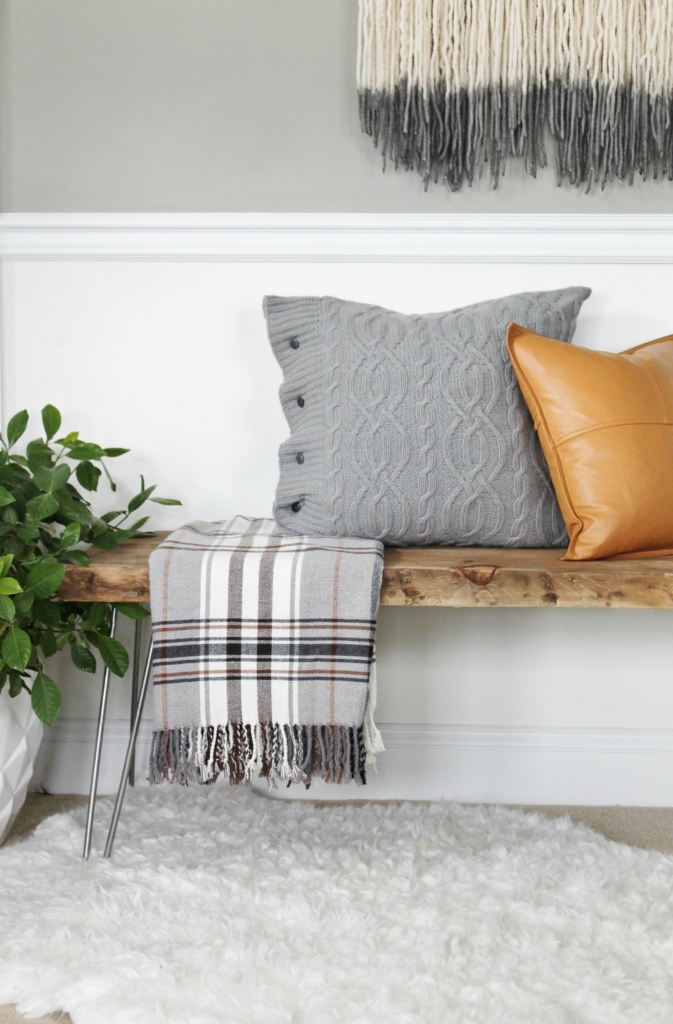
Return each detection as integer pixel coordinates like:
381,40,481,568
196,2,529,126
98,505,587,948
357,0,673,191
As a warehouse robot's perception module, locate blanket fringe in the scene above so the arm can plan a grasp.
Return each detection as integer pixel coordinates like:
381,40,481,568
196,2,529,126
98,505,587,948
149,724,367,787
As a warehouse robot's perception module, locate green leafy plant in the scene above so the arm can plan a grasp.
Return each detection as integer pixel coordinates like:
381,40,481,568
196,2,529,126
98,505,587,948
0,405,180,726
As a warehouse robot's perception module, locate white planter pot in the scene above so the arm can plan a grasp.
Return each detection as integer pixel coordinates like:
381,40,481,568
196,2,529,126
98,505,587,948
0,687,44,845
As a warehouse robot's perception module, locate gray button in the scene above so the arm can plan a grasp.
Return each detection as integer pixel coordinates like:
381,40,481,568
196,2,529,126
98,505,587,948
289,337,300,350
297,396,304,408
291,501,301,513
296,453,304,464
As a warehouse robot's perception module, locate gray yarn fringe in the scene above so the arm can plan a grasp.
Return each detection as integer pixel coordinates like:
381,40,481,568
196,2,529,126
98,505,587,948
150,723,367,788
359,80,673,191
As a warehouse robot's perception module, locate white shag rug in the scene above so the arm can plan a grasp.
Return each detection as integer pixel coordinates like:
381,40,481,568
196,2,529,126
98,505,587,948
2,787,673,1024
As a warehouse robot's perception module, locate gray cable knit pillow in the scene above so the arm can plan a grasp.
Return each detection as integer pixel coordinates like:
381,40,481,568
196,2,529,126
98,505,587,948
265,288,591,547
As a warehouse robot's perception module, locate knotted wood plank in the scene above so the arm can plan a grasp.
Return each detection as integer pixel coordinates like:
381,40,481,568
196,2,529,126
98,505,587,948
381,547,673,609
57,534,673,609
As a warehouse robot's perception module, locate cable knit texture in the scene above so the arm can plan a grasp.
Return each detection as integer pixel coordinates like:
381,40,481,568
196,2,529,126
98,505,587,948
265,288,590,546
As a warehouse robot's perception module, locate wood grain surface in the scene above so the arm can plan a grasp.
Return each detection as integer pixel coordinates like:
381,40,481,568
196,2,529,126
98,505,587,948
57,534,673,609
58,533,167,603
381,547,673,609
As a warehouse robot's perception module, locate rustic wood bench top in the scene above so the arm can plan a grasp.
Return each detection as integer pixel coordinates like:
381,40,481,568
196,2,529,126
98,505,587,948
56,533,673,609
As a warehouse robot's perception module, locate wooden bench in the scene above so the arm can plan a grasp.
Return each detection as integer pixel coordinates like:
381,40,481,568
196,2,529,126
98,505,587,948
59,531,673,609
58,534,673,858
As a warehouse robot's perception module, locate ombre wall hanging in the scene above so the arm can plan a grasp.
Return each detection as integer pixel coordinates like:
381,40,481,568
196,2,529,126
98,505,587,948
357,0,673,190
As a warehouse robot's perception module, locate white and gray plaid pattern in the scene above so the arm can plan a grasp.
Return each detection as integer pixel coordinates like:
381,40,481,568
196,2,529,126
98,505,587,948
149,517,383,786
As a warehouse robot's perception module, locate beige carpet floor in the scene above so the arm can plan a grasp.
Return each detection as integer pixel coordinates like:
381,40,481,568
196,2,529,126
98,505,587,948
4,794,673,1024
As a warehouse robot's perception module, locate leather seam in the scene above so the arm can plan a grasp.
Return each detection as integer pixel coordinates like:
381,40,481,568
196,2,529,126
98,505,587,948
553,418,673,449
507,334,583,556
641,360,669,422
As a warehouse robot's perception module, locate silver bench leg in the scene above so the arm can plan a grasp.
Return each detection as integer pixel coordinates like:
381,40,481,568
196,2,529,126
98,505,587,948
128,619,143,786
83,607,118,860
104,638,154,858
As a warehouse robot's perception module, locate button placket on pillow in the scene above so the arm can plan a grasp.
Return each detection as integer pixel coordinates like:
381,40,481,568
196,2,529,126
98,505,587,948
290,336,303,512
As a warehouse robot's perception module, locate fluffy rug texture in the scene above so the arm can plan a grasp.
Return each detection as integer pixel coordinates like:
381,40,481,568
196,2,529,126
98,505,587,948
2,788,673,1024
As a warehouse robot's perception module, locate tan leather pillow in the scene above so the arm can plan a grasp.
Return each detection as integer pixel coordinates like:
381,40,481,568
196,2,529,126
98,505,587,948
506,324,673,560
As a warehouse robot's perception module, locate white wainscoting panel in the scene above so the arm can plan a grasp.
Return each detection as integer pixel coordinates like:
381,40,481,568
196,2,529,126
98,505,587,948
4,212,673,806
32,719,673,807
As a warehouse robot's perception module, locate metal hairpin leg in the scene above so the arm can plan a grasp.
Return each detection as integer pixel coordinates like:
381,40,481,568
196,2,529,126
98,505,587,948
128,619,143,786
83,607,118,860
103,637,154,858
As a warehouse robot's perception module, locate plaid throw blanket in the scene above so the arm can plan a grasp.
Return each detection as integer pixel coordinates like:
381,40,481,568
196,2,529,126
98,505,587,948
148,518,384,786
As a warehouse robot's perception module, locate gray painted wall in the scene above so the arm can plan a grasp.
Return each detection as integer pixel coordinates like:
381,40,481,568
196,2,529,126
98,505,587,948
2,0,673,213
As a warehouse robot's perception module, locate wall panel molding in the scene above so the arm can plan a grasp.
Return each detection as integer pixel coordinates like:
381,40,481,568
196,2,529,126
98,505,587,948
34,720,673,806
3,213,673,263
10,213,673,808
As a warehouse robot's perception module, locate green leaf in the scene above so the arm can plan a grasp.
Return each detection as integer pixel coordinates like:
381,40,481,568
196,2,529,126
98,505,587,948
26,559,66,598
92,529,130,550
56,491,94,526
100,510,125,523
41,404,62,442
8,673,24,698
14,592,34,613
34,599,62,628
59,521,81,550
55,630,74,650
86,603,107,627
70,643,97,673
75,461,101,492
0,554,13,579
100,460,117,493
127,516,150,533
151,497,182,506
6,410,28,449
0,577,22,595
3,537,24,557
17,522,40,544
39,629,58,658
26,492,59,521
61,549,89,567
102,448,130,458
0,595,15,621
55,431,79,446
115,603,151,620
8,454,29,467
26,440,54,472
93,632,128,677
33,463,70,493
31,672,61,726
128,481,156,513
0,485,15,507
65,442,106,461
2,507,18,525
2,626,31,671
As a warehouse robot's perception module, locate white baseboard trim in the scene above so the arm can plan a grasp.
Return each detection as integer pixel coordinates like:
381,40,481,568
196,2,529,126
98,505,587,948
33,719,155,797
33,719,673,806
2,213,673,263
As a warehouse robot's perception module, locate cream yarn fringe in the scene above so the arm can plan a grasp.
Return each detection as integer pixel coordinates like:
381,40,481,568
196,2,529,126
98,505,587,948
357,0,673,188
